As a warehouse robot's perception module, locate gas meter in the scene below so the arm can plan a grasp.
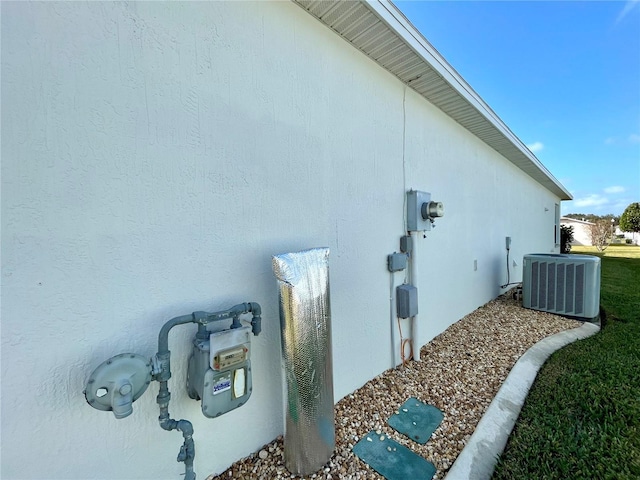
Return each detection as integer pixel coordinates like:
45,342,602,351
83,301,262,480
187,325,253,417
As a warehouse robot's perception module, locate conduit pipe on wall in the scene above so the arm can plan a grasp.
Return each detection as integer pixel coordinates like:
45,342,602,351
153,313,201,480
409,231,421,362
404,190,444,362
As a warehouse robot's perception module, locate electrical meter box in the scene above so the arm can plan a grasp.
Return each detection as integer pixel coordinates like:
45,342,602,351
406,190,444,232
187,327,252,418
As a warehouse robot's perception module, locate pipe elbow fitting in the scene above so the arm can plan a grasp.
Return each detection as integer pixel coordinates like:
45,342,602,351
248,302,261,316
159,414,178,431
177,420,194,436
248,303,262,336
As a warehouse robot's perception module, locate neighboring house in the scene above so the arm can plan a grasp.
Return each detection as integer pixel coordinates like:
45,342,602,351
1,2,571,479
561,217,595,246
615,226,639,245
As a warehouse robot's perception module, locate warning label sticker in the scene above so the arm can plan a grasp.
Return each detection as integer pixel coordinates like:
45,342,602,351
213,374,231,395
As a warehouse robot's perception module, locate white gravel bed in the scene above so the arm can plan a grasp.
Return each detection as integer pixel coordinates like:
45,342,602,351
207,291,581,480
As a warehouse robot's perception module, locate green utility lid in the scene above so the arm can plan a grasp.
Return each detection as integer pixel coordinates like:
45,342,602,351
352,430,436,480
387,397,444,444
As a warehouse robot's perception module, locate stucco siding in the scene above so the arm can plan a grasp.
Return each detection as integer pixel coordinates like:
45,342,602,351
1,2,561,479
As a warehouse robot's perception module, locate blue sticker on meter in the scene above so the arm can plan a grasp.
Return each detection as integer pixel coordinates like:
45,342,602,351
213,374,231,395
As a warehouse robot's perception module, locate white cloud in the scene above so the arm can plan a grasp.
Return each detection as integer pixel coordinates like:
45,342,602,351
574,194,609,208
565,194,631,215
604,185,625,194
604,134,639,145
616,0,640,24
527,141,544,153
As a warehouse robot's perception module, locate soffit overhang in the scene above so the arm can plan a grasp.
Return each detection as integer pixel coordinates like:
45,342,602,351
292,0,572,200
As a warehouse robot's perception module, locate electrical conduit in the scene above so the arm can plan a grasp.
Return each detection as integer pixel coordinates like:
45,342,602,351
410,231,421,361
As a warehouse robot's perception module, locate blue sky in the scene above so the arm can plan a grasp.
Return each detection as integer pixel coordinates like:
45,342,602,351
395,0,640,216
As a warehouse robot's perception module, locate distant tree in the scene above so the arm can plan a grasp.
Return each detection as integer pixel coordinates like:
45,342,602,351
590,219,613,251
619,203,640,234
565,213,619,224
564,213,595,222
560,224,574,253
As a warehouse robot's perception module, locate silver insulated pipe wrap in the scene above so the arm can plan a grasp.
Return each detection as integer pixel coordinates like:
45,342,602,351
272,248,335,475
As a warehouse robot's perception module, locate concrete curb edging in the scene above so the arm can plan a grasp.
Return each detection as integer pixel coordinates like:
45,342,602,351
444,321,601,480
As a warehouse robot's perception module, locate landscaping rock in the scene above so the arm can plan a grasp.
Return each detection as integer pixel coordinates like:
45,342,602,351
207,291,581,480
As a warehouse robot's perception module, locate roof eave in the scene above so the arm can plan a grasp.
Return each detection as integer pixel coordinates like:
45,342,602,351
292,0,573,201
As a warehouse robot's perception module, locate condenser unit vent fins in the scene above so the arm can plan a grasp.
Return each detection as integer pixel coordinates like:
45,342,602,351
522,254,601,320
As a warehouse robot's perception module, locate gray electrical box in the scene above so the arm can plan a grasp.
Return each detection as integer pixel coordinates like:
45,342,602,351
407,190,432,232
406,190,444,232
388,253,408,272
396,284,418,318
400,235,413,253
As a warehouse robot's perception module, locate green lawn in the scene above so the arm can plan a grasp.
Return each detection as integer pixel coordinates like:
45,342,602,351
493,244,640,480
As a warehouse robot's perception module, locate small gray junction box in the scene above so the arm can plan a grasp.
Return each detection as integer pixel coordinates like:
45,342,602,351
396,284,418,318
388,253,408,272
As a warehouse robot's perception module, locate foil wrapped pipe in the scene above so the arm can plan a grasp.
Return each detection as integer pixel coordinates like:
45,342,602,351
272,248,335,476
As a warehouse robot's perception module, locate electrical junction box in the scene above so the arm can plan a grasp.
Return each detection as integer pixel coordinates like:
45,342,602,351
400,235,413,254
396,284,418,318
388,253,408,272
187,327,253,418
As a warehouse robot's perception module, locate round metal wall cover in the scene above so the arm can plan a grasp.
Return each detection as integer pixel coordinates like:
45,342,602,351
84,353,152,412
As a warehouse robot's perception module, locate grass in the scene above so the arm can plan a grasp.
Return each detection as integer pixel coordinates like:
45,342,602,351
493,244,640,480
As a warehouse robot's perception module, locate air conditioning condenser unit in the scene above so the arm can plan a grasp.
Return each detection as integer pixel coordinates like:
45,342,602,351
522,253,601,320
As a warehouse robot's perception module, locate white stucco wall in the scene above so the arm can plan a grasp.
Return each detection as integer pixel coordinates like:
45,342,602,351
1,2,561,479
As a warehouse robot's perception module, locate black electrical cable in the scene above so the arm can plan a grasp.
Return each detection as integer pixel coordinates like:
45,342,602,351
505,248,510,285
500,247,521,289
